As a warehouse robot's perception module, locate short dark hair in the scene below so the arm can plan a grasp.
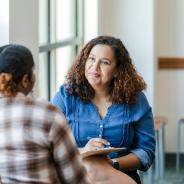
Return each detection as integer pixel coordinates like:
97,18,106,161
66,36,146,105
0,44,34,95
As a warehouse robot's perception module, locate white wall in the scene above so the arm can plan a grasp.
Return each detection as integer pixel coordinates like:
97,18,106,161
97,0,155,107
0,0,9,45
84,0,98,42
155,0,184,152
9,0,38,65
9,0,39,93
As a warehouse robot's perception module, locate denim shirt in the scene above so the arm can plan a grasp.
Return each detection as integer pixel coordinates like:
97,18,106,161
51,85,155,171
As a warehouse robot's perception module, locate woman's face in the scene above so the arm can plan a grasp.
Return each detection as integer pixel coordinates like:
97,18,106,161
85,44,118,90
30,67,36,90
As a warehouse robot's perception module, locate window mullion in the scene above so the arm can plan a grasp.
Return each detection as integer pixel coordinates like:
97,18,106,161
49,0,57,99
38,0,84,100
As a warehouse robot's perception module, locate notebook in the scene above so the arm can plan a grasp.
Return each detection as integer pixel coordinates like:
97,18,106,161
81,147,127,158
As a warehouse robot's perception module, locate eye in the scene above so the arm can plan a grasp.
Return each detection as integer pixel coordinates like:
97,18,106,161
87,56,95,62
100,60,110,65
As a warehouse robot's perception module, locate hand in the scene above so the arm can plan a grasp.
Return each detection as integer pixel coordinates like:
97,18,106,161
83,138,110,152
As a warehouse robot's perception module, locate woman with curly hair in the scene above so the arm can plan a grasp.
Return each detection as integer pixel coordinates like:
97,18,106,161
51,36,155,184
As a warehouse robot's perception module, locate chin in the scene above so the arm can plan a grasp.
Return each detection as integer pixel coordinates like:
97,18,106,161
88,81,101,88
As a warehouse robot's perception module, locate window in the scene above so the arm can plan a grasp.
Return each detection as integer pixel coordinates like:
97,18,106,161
0,0,9,45
38,0,84,100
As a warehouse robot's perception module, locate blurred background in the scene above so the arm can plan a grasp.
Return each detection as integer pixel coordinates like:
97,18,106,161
0,0,184,183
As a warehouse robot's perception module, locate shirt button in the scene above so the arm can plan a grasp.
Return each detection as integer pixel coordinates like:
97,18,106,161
99,134,102,138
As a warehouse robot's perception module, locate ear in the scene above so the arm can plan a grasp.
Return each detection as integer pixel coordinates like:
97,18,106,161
21,74,29,89
18,74,33,95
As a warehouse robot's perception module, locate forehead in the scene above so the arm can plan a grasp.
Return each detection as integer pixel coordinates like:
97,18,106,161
89,44,114,59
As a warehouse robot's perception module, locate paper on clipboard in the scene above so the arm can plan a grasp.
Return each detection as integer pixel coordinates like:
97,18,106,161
81,147,127,158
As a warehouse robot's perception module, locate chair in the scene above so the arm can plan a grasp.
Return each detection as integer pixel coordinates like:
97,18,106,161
154,116,168,180
176,118,184,173
141,116,167,184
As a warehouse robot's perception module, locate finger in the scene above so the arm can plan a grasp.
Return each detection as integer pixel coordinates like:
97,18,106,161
91,141,104,148
90,138,110,146
89,139,110,148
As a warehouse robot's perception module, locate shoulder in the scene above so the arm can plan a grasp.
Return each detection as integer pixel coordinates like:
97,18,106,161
26,96,60,114
55,84,76,100
51,85,71,104
3,96,63,122
29,97,68,127
136,91,150,108
51,84,81,113
129,91,151,118
58,84,70,98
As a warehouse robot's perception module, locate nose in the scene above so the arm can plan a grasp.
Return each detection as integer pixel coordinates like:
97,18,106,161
92,60,100,71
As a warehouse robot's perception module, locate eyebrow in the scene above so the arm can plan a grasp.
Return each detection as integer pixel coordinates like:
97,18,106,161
88,53,95,57
89,53,111,62
101,58,111,61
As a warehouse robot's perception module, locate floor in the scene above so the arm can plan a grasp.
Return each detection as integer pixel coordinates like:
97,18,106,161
143,163,184,184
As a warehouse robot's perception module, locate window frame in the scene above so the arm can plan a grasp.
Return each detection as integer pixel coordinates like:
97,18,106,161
38,0,84,100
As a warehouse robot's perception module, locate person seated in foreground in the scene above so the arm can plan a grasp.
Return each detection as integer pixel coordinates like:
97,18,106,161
0,44,90,184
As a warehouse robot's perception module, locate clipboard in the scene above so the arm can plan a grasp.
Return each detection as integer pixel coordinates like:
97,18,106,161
81,147,127,158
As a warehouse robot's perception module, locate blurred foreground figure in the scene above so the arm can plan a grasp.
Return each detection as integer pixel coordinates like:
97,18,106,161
0,44,90,184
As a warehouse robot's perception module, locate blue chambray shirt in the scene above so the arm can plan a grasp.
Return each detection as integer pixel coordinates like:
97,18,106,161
51,85,155,171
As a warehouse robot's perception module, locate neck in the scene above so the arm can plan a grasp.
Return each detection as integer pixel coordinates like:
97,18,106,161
94,86,109,96
0,93,4,98
0,92,16,98
0,91,26,98
92,88,111,104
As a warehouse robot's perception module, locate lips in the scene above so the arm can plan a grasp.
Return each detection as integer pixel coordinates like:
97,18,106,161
88,72,100,78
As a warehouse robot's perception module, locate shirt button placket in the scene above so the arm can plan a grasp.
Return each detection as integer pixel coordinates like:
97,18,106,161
99,123,103,138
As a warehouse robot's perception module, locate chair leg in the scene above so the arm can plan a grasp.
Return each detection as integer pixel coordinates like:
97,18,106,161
176,120,181,173
155,131,160,180
159,126,165,178
147,165,153,184
138,170,144,183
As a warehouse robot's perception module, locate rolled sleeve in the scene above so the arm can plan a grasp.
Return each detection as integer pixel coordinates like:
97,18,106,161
131,93,155,171
131,148,152,171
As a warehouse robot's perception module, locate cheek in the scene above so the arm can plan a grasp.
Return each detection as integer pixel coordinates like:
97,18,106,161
30,74,36,89
85,61,90,68
32,74,36,85
104,69,117,79
85,63,91,73
32,69,36,83
104,69,113,75
84,64,89,78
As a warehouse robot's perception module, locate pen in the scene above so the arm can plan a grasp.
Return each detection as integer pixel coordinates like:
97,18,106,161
104,144,112,148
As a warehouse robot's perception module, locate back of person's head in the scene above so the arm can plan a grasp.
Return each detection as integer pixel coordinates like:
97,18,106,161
0,44,35,97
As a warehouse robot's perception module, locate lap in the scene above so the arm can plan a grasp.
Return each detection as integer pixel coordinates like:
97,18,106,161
83,156,136,184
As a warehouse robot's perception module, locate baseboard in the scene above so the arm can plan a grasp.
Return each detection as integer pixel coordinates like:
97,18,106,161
165,153,184,167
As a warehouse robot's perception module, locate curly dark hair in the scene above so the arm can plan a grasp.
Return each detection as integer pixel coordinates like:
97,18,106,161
66,35,146,105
